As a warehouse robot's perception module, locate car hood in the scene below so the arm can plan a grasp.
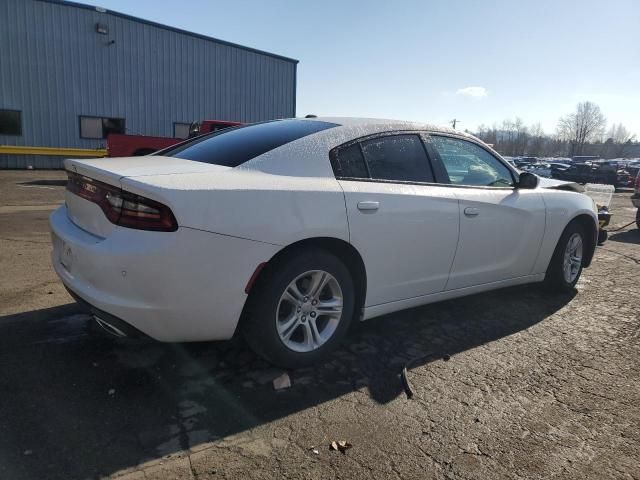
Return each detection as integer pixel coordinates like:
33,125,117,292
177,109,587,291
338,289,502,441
537,176,584,192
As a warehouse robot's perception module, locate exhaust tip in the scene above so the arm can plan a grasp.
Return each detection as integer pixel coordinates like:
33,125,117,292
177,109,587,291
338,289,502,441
94,316,128,338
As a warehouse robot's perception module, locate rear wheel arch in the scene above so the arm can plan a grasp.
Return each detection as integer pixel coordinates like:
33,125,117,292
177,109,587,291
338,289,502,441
241,237,367,324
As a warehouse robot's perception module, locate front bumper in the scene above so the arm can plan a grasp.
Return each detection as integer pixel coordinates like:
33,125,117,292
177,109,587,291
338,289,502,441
50,206,279,342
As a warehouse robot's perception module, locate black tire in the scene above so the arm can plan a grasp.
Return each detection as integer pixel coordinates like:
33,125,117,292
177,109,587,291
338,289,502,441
636,209,640,230
543,221,586,293
243,250,355,368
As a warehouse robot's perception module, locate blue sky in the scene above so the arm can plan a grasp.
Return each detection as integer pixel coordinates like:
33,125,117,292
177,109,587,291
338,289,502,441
98,0,640,136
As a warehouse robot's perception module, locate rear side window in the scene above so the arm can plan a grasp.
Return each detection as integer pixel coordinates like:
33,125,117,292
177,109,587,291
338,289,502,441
163,119,337,167
332,143,369,178
361,135,434,183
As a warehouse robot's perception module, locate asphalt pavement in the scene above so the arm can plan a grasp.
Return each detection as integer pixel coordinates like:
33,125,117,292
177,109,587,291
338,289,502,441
0,170,638,480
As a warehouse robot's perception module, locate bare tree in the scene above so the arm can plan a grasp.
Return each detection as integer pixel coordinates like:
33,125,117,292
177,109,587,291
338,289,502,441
528,123,545,156
608,123,635,144
513,117,528,156
557,101,606,156
604,123,636,158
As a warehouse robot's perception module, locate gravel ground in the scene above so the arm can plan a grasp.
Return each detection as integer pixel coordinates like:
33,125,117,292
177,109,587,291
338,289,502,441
0,170,638,480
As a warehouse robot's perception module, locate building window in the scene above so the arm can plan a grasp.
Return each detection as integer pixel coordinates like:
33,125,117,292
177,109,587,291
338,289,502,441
79,116,125,139
0,110,22,136
174,122,191,140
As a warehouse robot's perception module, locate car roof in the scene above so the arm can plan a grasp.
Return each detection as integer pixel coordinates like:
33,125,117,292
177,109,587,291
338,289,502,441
242,117,493,178
300,116,472,137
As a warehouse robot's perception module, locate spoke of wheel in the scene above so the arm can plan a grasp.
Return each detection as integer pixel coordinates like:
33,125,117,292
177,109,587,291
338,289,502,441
307,271,329,298
316,297,342,315
303,320,320,349
570,236,578,252
285,282,304,303
282,290,300,305
278,314,299,340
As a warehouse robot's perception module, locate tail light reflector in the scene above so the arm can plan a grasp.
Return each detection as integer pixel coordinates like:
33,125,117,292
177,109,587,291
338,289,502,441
66,172,177,232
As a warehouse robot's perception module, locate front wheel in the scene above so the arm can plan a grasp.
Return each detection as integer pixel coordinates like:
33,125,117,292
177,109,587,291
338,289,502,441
543,222,586,293
243,250,355,368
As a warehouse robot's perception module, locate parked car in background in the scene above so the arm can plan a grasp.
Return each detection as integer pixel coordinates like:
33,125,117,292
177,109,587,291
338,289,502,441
623,160,640,181
633,171,640,229
522,162,571,178
50,118,599,367
553,161,632,189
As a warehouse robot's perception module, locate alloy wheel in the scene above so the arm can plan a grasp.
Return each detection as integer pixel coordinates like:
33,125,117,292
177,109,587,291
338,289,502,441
276,270,343,353
562,232,583,283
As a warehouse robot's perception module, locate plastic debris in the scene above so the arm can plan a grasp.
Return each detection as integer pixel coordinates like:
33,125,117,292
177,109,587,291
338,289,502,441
108,388,116,395
400,366,414,399
329,440,352,454
309,446,319,455
272,373,291,390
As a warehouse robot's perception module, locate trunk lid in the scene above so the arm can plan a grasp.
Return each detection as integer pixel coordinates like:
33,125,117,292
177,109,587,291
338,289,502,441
64,156,227,183
63,157,229,237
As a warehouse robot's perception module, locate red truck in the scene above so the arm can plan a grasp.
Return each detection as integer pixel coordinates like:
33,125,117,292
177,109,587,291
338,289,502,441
106,120,242,157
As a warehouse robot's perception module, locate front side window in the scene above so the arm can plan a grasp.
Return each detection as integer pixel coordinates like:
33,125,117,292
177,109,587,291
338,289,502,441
0,110,22,135
80,116,126,139
360,134,434,183
430,136,514,187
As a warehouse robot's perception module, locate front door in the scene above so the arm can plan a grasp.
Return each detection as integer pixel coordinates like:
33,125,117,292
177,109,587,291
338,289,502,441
427,135,546,290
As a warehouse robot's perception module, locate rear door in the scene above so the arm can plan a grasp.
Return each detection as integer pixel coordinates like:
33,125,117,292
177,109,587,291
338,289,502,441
427,135,546,290
334,133,460,307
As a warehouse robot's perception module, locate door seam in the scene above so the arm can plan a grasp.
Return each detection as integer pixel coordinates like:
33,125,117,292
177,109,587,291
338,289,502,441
442,194,461,291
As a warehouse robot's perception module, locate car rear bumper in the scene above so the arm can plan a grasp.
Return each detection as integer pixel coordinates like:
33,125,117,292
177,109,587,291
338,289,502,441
50,206,279,342
65,286,147,338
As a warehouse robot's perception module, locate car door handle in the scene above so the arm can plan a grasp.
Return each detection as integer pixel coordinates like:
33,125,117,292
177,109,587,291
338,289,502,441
357,201,379,211
464,207,479,217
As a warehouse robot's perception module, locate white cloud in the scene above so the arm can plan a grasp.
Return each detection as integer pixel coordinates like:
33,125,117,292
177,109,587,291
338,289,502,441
456,86,488,98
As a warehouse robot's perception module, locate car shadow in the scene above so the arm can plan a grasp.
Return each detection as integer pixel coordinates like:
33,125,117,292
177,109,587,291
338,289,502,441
609,229,639,245
0,285,575,479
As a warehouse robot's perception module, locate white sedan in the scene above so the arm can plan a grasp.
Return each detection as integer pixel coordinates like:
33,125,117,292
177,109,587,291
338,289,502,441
50,118,598,367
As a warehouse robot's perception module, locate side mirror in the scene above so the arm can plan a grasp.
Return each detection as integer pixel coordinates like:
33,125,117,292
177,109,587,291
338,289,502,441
517,171,539,189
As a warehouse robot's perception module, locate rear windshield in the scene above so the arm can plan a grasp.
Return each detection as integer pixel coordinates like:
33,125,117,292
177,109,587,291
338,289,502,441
162,119,338,167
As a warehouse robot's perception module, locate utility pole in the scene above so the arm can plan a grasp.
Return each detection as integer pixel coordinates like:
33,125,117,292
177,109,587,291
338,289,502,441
450,118,460,129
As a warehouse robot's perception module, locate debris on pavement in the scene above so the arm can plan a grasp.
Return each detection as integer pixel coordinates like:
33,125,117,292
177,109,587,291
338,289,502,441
401,353,452,399
400,366,414,399
309,446,319,455
108,388,115,395
23,449,33,456
329,440,352,454
272,372,291,390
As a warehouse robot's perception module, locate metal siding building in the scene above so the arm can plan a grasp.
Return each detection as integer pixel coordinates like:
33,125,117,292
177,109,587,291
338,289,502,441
0,0,298,168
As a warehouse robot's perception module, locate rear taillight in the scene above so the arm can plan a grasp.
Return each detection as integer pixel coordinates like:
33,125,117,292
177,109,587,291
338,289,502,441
66,172,177,232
